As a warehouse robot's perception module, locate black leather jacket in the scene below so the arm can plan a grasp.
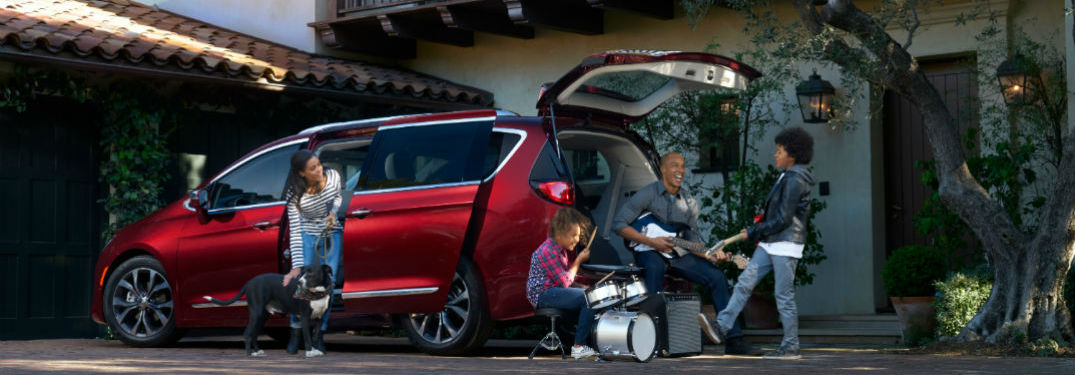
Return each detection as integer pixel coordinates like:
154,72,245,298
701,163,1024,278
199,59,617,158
746,164,814,244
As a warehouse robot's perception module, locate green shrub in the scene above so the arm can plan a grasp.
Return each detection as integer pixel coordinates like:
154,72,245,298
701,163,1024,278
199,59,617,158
882,245,948,297
933,265,993,337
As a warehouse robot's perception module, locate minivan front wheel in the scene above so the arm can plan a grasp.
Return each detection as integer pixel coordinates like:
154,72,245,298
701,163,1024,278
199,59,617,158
103,256,183,347
401,259,492,355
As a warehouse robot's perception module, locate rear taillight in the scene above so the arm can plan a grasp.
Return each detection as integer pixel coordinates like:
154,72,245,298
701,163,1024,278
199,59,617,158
537,180,574,205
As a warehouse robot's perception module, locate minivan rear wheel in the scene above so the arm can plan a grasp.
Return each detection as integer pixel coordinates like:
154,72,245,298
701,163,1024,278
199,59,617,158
103,256,184,347
401,259,492,355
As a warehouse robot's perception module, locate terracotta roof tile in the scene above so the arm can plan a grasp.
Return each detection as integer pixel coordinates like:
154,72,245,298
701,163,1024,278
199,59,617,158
0,0,492,106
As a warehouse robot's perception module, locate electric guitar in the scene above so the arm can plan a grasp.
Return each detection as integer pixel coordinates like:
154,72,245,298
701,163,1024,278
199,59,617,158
628,212,750,269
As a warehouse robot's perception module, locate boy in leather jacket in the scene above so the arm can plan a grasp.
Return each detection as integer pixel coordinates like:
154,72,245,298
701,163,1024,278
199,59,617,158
711,127,815,360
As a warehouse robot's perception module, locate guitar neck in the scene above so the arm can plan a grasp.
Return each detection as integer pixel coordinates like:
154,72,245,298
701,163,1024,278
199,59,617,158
670,237,709,256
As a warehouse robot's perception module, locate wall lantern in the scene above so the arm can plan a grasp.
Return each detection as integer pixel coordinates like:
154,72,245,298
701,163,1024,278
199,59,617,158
796,71,835,123
996,54,1041,105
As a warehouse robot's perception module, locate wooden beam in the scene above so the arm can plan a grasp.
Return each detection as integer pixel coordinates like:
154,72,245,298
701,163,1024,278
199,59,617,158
504,0,603,35
437,5,534,39
378,14,474,47
327,23,417,59
586,0,673,20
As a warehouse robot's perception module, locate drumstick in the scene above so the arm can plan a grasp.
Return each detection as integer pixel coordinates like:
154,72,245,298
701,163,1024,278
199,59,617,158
595,270,616,285
582,225,598,252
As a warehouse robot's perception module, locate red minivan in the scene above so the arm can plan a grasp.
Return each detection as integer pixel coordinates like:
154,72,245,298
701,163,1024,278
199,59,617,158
90,50,760,355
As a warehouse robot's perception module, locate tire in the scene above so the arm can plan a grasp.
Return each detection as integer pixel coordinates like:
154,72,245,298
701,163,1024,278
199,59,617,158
401,258,492,355
102,256,184,347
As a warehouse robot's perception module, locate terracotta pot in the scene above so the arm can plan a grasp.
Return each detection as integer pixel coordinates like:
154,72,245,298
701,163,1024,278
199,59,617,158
742,291,780,329
890,296,937,342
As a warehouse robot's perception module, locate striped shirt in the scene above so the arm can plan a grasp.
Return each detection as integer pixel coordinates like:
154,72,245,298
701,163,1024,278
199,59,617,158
286,168,342,268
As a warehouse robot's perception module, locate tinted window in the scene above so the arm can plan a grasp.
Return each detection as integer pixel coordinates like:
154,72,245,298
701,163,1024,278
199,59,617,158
529,140,569,182
360,123,490,190
481,131,522,179
317,140,370,190
209,144,300,208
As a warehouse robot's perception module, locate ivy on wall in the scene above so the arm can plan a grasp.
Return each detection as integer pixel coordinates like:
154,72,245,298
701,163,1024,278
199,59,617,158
2,65,175,239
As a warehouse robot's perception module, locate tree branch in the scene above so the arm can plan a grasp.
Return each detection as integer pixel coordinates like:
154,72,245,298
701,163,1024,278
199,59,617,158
904,5,920,50
790,0,1029,258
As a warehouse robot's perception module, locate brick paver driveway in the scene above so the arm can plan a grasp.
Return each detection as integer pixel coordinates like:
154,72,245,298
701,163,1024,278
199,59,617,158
1,334,1071,374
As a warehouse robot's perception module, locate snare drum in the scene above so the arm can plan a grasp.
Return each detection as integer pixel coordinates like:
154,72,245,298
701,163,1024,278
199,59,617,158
620,276,648,307
591,311,657,362
585,280,623,310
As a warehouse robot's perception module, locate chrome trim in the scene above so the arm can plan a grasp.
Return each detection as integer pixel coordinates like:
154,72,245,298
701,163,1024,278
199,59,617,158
353,180,479,196
341,287,439,299
484,128,527,183
377,116,496,131
205,201,285,215
193,300,247,309
185,138,305,214
495,109,519,117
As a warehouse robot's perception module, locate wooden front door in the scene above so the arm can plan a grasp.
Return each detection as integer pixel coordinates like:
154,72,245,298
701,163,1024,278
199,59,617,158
0,99,102,339
882,59,979,257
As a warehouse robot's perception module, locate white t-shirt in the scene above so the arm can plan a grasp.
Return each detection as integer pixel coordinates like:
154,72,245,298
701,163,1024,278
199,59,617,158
759,241,804,259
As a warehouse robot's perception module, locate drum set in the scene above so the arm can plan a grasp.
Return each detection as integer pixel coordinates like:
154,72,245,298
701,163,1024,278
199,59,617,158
584,271,657,362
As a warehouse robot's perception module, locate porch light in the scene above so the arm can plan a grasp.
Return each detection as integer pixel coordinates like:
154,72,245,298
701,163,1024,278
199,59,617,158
796,71,835,123
996,54,1041,105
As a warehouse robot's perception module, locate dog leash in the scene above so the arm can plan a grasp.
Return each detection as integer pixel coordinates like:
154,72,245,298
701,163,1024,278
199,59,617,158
314,225,336,266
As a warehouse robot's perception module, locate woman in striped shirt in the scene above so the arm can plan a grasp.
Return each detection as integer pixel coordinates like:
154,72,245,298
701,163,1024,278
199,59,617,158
281,149,342,354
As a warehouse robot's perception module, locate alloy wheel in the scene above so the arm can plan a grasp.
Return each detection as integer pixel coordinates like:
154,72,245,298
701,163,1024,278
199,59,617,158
407,273,470,344
110,266,174,338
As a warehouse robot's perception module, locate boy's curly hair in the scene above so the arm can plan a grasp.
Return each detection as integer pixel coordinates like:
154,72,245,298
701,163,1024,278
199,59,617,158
775,127,814,165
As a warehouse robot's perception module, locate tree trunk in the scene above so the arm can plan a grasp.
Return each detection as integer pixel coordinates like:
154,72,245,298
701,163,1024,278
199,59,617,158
789,0,1075,342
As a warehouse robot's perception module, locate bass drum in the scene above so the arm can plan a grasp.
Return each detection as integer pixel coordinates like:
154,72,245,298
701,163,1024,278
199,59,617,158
591,311,657,362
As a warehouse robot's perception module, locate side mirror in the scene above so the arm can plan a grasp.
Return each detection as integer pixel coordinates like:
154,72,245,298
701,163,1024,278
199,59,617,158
189,189,210,214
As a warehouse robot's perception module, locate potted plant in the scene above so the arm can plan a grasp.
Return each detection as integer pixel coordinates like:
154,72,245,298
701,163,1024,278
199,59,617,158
882,245,948,345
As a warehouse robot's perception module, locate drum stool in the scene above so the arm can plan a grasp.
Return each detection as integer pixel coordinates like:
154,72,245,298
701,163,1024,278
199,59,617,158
529,308,567,360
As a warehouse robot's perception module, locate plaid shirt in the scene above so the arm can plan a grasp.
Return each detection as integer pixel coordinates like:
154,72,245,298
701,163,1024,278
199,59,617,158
525,237,573,307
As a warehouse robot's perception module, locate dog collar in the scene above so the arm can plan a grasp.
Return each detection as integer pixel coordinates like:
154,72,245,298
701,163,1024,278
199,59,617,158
294,288,329,301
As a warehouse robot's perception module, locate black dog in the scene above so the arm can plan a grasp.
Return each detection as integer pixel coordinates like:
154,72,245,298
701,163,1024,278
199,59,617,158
204,264,333,357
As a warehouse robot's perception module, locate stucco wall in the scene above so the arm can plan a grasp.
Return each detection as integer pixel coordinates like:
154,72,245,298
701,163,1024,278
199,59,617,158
142,0,318,53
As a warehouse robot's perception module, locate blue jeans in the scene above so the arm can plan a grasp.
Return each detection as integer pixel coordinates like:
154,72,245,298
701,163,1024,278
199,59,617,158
290,229,342,331
717,247,799,349
537,287,594,347
636,250,743,339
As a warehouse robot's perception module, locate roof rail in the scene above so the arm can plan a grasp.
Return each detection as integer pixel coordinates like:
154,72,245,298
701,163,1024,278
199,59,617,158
297,114,417,135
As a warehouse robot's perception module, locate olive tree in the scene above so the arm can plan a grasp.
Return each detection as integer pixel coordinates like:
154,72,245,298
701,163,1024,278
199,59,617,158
683,0,1074,343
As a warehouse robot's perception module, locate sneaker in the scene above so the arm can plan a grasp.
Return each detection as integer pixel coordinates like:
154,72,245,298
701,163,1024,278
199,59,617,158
763,346,801,360
571,345,597,359
697,313,724,345
724,337,762,356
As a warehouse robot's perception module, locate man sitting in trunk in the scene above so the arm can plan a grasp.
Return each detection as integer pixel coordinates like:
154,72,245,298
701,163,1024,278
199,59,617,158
612,152,759,355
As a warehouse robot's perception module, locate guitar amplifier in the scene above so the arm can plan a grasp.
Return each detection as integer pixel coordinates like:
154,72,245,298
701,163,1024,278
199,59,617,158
663,293,701,356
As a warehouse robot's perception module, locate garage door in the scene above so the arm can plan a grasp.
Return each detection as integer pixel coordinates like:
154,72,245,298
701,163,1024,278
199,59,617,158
0,101,102,339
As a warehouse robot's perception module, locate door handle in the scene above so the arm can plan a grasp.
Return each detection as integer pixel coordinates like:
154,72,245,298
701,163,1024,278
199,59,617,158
252,220,280,230
347,209,372,219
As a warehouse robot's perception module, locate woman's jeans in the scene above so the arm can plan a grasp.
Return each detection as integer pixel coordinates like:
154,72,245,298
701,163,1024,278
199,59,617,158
290,229,342,331
717,247,799,349
537,287,594,347
635,250,743,339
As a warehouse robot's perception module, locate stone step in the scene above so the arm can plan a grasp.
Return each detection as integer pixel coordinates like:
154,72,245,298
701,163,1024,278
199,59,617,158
742,328,902,345
740,314,902,345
